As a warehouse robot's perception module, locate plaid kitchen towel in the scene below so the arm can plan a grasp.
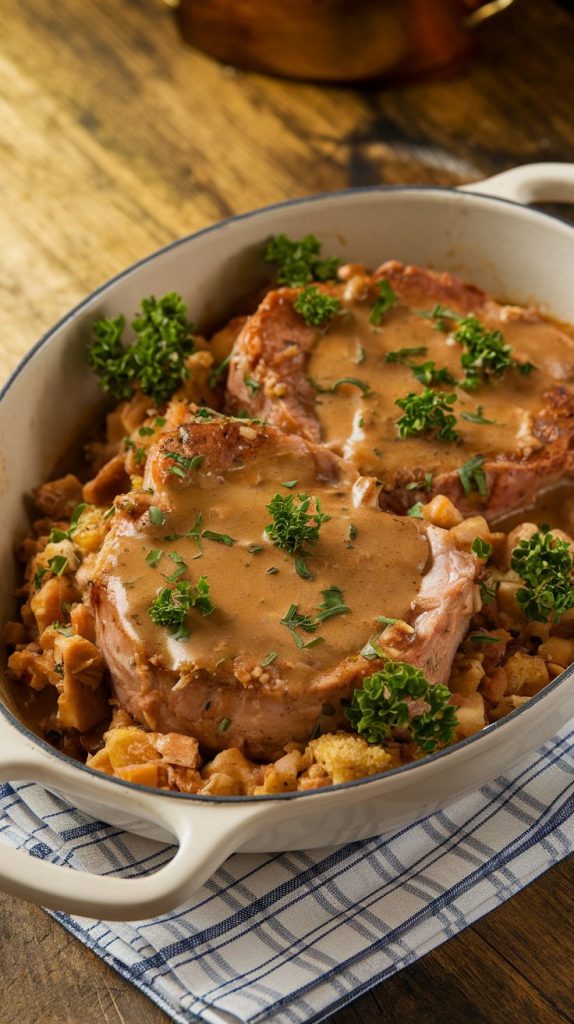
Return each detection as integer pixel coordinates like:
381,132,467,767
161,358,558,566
1,723,574,1024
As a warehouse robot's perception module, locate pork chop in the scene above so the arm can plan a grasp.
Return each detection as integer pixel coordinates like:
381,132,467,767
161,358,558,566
225,261,574,522
89,415,478,760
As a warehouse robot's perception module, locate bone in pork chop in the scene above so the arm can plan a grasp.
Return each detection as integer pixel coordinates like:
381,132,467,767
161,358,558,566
225,261,574,522
90,416,478,760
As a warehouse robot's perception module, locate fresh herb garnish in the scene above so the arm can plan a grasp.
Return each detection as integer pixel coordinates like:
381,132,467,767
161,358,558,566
377,616,397,627
148,576,214,639
280,587,349,647
33,566,47,590
395,389,459,442
458,455,488,497
47,555,68,577
385,346,428,365
155,416,166,427
314,586,350,622
407,502,424,519
208,353,231,389
369,280,397,326
146,548,164,568
164,452,204,478
244,377,261,396
202,530,236,546
479,579,499,605
139,426,155,437
346,523,358,548
53,622,73,637
281,480,298,489
266,566,279,575
469,634,503,645
49,502,87,543
346,660,457,753
217,717,231,733
406,472,433,493
355,344,366,365
265,493,331,553
165,551,187,583
454,316,535,390
417,303,459,332
410,361,456,388
460,405,496,425
309,376,372,396
149,506,167,527
261,651,278,667
360,637,385,661
88,293,195,404
510,526,574,623
471,537,493,559
248,543,264,554
294,558,313,580
264,233,340,287
293,286,342,327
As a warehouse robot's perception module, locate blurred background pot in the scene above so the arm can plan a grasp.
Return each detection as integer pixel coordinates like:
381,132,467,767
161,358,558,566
169,0,515,82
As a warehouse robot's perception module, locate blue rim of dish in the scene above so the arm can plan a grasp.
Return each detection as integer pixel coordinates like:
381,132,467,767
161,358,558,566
2,181,574,804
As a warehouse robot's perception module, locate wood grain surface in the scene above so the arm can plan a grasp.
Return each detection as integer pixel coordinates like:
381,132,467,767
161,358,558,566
1,0,574,1021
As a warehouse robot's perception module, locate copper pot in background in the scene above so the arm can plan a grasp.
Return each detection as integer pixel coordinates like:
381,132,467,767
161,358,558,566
168,0,515,83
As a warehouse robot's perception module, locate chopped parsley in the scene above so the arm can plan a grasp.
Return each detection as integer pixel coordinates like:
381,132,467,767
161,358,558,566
454,316,535,390
407,502,424,518
310,376,372,396
460,405,496,425
510,526,574,622
417,303,459,332
164,451,204,478
217,717,231,733
471,537,493,559
479,578,499,605
248,543,264,554
360,637,386,661
49,502,87,543
261,651,278,667
265,492,331,553
33,566,47,590
293,286,342,327
469,634,503,645
385,346,428,365
377,616,397,627
280,587,349,647
149,506,167,527
264,233,340,287
281,480,298,489
406,472,433,493
47,555,68,576
294,558,313,580
139,426,155,437
395,389,459,442
202,530,236,546
145,548,164,568
88,293,195,404
369,280,397,326
148,576,214,640
458,455,488,498
346,660,457,753
208,353,231,389
244,377,261,396
409,361,456,388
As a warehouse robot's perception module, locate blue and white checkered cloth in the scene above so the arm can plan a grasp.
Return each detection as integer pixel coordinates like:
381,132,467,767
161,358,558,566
2,723,574,1024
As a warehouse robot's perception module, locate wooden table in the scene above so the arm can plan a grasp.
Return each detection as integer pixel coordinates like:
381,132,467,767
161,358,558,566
1,1,574,1020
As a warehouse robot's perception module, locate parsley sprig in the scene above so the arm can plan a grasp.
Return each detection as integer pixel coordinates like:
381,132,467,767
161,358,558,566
280,587,350,648
346,660,457,753
265,493,331,553
264,234,340,287
455,316,534,390
88,293,195,404
293,286,342,327
395,389,459,442
510,526,574,622
370,280,397,326
148,577,214,641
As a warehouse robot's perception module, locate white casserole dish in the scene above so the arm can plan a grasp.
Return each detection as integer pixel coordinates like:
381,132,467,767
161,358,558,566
1,162,574,921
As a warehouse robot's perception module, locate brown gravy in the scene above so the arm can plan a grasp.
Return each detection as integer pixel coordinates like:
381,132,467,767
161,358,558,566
98,439,429,690
307,298,574,483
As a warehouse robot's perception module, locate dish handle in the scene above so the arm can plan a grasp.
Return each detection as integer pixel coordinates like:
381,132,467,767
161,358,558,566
460,162,574,205
0,718,275,920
